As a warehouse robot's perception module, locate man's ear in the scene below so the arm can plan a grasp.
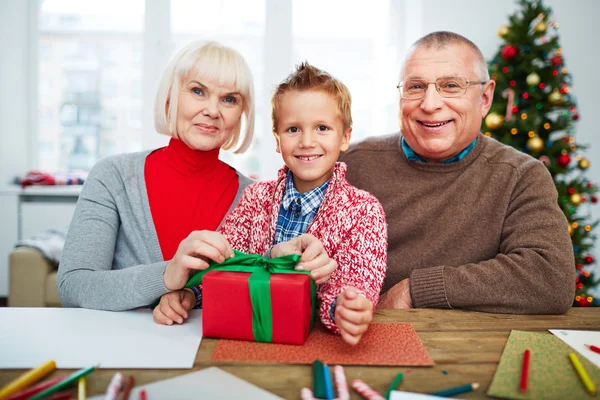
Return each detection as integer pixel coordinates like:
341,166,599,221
480,80,496,118
340,127,352,152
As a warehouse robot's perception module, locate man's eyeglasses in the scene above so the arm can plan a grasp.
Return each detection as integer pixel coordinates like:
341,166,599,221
397,76,488,100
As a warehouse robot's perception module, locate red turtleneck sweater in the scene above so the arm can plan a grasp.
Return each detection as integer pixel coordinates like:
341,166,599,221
145,138,239,261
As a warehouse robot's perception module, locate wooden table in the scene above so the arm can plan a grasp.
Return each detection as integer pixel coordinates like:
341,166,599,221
1,308,599,399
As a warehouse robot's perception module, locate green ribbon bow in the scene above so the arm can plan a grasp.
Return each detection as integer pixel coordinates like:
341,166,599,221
186,250,316,342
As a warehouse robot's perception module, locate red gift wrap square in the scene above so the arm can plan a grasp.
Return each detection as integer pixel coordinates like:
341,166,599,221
202,270,314,345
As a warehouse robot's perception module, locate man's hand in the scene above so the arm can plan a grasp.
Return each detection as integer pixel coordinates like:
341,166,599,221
271,234,337,284
377,278,413,309
153,289,195,325
335,287,373,345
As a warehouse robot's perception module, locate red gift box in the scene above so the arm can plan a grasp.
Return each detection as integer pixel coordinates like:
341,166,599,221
202,270,314,345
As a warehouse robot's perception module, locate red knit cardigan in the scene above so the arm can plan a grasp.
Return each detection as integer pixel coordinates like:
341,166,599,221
219,162,388,334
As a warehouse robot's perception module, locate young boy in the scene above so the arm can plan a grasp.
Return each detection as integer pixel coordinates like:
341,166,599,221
155,62,387,346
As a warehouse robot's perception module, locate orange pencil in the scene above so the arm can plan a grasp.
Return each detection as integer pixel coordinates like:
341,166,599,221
520,349,530,394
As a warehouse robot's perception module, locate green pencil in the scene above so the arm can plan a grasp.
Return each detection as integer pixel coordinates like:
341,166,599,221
312,359,326,399
30,364,98,400
384,373,404,400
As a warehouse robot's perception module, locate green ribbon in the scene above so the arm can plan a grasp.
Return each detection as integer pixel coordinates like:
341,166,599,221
185,250,316,342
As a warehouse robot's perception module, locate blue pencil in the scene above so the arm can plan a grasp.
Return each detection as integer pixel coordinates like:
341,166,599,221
323,363,334,400
431,382,479,397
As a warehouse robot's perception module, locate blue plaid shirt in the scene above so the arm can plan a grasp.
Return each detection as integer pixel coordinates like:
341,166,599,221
401,137,477,163
273,170,329,245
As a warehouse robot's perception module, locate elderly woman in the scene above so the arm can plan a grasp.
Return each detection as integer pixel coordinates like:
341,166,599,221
58,41,334,312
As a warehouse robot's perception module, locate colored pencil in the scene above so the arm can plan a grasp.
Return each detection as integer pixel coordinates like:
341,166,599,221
0,360,56,399
333,365,350,400
585,344,600,354
29,364,98,400
77,377,86,400
312,360,326,399
43,392,72,400
520,349,530,394
3,376,66,400
121,375,135,400
104,372,123,400
351,379,385,400
384,373,403,400
569,352,597,396
138,389,147,400
323,364,334,400
300,387,316,400
431,382,479,397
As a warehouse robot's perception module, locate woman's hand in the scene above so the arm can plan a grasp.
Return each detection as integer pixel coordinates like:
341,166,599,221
271,233,337,284
335,287,373,345
163,230,234,290
153,289,195,325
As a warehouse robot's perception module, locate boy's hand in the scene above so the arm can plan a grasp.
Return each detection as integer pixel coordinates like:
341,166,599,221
334,286,373,345
271,233,337,284
153,289,195,325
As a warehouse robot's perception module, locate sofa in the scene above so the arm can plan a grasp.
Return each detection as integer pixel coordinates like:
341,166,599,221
9,246,61,307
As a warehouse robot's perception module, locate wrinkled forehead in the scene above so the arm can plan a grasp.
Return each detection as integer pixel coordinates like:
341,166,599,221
401,44,476,80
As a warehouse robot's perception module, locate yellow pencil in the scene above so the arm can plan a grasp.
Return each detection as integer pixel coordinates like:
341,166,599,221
569,352,597,396
78,377,87,400
0,360,56,400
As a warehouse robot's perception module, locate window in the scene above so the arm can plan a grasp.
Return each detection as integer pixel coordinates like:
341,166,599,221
36,0,406,178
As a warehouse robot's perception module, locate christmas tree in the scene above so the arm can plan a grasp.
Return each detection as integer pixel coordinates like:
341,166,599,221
485,0,599,306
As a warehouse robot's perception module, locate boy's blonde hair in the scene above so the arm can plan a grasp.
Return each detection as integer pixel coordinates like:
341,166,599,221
154,40,255,153
271,62,352,132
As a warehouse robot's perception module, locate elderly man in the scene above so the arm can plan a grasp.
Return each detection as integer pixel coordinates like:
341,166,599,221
340,31,575,314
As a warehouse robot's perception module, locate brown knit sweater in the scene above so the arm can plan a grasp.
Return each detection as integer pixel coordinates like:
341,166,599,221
340,133,575,314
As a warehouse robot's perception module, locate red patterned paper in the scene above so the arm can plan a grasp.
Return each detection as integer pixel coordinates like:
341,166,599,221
210,323,434,366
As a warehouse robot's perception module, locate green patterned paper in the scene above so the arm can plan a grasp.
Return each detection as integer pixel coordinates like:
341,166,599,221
488,330,600,399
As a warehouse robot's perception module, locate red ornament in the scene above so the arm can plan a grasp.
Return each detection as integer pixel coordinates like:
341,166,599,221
568,187,575,194
523,93,529,99
502,67,509,73
557,154,571,167
539,83,545,89
585,255,595,264
582,196,587,202
573,113,580,121
577,283,584,289
551,55,563,65
501,45,518,59
577,263,583,270
560,87,568,94
578,298,589,307
552,70,559,77
512,106,519,113
570,106,576,111
592,196,598,203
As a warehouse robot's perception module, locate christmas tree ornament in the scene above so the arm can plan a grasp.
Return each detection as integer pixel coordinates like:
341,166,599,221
570,193,582,206
592,196,598,203
497,25,510,38
526,72,541,86
573,113,580,121
527,136,544,152
578,158,590,170
556,153,571,167
585,255,594,264
534,20,547,33
551,55,563,65
485,112,504,130
501,44,518,59
548,89,564,105
568,224,574,236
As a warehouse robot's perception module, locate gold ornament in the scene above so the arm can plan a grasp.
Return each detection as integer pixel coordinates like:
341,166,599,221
578,158,590,170
527,136,544,152
485,112,504,130
568,224,574,236
534,21,547,33
548,89,564,105
526,72,541,86
497,25,510,38
570,193,582,206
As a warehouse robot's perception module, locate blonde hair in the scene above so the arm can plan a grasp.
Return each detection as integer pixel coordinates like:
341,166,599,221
154,40,255,153
271,62,352,131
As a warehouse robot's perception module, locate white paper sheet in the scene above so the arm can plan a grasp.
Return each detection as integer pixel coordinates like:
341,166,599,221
89,367,284,400
390,390,455,399
0,308,203,369
549,329,600,368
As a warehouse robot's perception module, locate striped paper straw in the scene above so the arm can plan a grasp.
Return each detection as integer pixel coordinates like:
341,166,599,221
352,379,385,400
334,365,350,400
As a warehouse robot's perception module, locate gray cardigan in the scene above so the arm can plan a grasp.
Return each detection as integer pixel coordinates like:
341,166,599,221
57,150,252,310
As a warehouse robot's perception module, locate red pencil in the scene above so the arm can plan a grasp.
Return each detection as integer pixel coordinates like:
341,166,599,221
520,349,530,394
585,344,600,354
3,376,67,400
121,375,135,400
139,389,147,400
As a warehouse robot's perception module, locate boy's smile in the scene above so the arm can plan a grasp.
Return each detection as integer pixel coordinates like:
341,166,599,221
274,90,351,193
